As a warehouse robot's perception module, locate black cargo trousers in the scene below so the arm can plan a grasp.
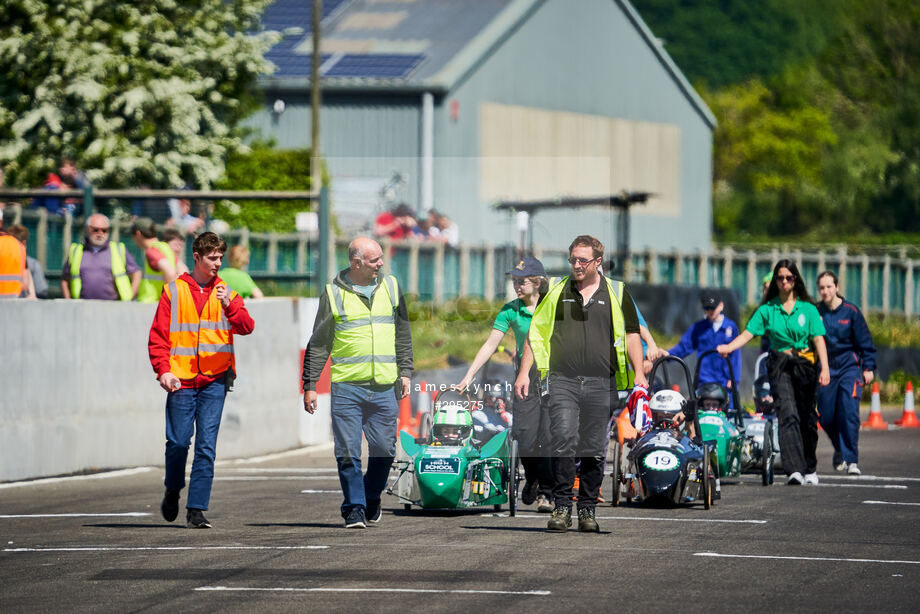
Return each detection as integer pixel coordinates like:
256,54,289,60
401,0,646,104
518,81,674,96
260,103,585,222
546,373,621,509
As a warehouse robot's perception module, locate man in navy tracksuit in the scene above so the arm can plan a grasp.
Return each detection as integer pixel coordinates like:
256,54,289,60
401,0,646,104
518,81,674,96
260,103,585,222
817,272,877,475
669,292,742,406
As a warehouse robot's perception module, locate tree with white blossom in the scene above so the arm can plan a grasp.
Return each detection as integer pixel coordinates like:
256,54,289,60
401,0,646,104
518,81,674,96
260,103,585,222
0,0,279,189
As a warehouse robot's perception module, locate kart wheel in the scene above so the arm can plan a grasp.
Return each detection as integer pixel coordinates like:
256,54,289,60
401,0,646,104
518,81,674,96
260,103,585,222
611,442,621,507
762,421,775,486
403,504,411,511
508,439,519,517
418,412,433,443
702,445,712,510
494,504,502,512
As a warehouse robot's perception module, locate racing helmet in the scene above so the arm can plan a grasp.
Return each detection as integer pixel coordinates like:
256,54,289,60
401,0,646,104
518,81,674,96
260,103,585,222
647,389,686,425
432,404,473,446
754,375,774,413
697,383,728,412
483,378,508,407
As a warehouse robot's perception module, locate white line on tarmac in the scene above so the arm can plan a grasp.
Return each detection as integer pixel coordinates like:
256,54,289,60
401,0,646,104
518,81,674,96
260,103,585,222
0,467,155,490
695,552,920,565
219,443,334,466
300,490,340,494
817,474,920,482
214,476,338,481
0,513,151,519
863,500,920,507
195,586,551,596
3,546,330,553
813,483,907,489
504,514,767,524
225,468,338,474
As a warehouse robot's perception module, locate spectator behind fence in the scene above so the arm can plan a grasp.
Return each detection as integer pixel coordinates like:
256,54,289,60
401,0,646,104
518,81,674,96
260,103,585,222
131,217,178,303
131,186,173,224
0,209,35,299
427,210,459,247
161,228,190,276
6,223,47,298
61,213,141,300
32,158,89,217
374,203,418,240
220,245,264,299
166,197,205,234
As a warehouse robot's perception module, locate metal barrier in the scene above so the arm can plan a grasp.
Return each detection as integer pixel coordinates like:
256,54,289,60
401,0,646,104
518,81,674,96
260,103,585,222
5,203,918,313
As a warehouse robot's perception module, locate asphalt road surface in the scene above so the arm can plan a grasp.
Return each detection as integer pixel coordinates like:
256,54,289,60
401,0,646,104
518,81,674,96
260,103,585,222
2,428,919,613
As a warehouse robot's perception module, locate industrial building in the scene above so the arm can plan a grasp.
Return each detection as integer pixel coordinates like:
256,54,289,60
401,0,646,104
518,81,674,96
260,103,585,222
250,0,716,254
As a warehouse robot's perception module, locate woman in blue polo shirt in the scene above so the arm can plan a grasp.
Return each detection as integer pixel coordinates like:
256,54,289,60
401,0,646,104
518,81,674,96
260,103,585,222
457,257,554,512
816,271,876,476
718,259,830,486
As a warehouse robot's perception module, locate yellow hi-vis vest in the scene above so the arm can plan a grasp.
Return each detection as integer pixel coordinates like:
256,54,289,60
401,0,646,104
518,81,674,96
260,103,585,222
166,278,237,379
326,275,400,384
529,275,630,390
138,240,176,303
68,242,133,300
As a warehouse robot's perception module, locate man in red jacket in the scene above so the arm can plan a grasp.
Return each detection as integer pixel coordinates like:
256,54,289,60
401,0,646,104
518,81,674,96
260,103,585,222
148,232,255,528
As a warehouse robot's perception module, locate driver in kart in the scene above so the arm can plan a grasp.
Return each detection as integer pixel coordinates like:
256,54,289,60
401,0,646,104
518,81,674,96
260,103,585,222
431,405,474,447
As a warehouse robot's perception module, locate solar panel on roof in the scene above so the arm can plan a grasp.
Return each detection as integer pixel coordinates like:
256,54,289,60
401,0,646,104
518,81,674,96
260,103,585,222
267,54,332,78
323,54,425,79
262,0,347,32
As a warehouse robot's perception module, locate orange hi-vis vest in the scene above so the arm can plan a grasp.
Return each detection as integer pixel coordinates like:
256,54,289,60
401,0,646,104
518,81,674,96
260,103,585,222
165,278,237,380
0,233,26,298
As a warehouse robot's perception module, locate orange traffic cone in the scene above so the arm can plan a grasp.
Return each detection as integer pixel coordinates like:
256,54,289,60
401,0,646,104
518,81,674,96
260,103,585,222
398,390,415,436
861,382,888,430
895,381,920,428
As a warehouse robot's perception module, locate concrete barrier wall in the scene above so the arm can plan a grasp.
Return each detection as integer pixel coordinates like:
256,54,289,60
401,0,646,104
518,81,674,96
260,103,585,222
0,297,325,482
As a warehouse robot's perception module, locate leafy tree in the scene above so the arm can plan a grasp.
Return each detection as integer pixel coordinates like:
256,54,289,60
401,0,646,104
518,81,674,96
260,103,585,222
0,0,279,189
213,146,315,233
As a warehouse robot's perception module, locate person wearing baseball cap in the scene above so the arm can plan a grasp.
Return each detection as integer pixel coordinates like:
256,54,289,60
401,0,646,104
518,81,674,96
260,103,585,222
668,290,742,407
457,255,554,513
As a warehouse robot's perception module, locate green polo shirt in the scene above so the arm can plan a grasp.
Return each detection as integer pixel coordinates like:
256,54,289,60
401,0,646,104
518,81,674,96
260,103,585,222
746,298,826,351
493,298,534,358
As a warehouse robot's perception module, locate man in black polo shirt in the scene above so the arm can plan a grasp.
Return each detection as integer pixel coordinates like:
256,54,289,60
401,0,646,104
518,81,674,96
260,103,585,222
516,235,645,533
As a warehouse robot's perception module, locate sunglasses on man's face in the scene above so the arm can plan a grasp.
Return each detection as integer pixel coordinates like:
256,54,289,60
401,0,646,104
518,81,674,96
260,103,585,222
89,226,109,233
568,257,597,266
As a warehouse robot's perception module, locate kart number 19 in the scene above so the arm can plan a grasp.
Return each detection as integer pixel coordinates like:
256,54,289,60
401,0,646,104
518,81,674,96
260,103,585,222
642,450,679,471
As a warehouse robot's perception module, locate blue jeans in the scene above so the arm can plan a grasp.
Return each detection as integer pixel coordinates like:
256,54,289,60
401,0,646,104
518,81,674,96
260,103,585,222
330,382,398,518
164,379,227,511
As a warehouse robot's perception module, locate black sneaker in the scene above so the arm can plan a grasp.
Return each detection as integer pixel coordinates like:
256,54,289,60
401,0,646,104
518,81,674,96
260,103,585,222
344,508,367,529
366,502,382,524
521,479,539,505
161,489,180,522
186,508,212,529
546,506,572,532
577,507,599,533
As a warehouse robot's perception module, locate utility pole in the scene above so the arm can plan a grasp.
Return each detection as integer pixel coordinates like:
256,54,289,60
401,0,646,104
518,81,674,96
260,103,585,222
311,0,322,193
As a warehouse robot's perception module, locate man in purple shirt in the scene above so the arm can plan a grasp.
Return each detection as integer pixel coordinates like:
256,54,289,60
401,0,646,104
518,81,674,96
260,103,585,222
61,214,141,300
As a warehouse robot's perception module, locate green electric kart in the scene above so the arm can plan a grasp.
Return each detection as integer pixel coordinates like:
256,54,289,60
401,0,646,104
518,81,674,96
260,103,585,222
694,349,776,485
387,390,521,515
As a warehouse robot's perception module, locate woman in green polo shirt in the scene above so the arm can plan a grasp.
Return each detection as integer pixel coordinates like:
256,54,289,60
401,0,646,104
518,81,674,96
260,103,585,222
718,259,830,486
457,256,554,512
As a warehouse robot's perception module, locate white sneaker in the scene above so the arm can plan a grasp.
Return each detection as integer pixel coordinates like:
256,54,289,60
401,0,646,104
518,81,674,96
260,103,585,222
804,472,819,485
787,472,804,485
834,462,848,472
847,464,861,475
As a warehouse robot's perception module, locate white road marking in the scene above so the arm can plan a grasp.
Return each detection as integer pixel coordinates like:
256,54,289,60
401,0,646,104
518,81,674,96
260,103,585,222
863,500,920,507
214,476,339,481
505,513,767,524
0,467,154,490
812,483,907,489
817,474,920,482
195,586,551,596
225,468,338,474
300,490,340,494
219,443,334,465
4,546,330,553
0,513,151,519
695,552,920,565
